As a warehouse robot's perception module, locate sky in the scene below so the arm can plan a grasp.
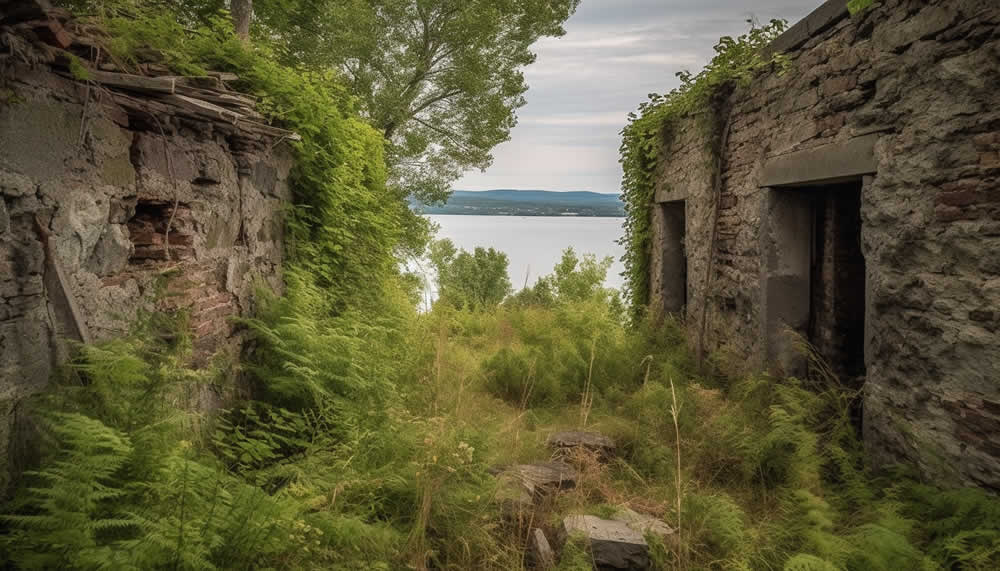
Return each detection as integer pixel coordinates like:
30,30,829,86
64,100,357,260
454,0,817,194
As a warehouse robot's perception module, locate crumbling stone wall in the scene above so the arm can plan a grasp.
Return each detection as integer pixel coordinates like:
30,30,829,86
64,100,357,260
0,63,293,489
649,0,1000,489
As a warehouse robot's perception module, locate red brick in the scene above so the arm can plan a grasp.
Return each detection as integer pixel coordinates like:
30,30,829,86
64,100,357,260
935,205,982,222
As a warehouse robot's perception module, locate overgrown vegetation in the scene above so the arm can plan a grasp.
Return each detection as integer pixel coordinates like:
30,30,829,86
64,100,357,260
6,251,1000,570
617,19,787,318
4,3,1000,570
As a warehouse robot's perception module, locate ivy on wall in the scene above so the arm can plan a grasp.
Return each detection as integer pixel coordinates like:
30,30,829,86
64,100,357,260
99,10,420,310
617,19,788,320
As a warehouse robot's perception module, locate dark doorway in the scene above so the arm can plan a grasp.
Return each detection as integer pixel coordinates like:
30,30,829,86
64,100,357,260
807,184,866,384
658,201,687,314
761,180,866,386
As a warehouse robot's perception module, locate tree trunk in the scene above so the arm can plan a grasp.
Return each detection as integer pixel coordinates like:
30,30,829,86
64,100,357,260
231,0,253,41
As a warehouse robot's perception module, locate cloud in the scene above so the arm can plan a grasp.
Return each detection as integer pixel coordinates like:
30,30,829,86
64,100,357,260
603,52,701,66
521,111,631,127
455,0,818,193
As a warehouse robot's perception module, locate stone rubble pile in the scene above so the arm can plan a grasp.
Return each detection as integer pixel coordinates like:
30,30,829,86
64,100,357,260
493,430,675,570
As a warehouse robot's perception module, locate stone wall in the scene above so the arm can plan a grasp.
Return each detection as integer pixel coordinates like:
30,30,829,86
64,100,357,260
0,62,293,489
649,0,1000,489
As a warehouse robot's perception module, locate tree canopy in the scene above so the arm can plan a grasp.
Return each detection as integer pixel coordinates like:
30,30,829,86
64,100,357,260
252,0,580,203
427,238,512,309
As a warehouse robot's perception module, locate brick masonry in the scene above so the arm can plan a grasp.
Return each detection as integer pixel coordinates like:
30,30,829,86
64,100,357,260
648,0,1000,489
0,63,293,490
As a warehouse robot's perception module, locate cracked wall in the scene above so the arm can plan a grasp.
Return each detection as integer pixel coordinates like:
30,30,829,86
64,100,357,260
0,63,293,490
649,0,1000,489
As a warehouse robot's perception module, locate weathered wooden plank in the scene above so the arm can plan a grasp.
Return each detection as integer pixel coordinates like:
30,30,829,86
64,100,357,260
174,84,257,107
208,71,240,82
34,215,92,345
171,75,223,91
88,69,177,94
238,119,301,141
165,93,244,123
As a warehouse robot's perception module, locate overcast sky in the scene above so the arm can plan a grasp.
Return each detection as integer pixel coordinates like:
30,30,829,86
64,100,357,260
454,0,817,194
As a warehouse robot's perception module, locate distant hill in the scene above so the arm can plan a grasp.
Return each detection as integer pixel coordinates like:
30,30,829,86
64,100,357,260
411,189,624,217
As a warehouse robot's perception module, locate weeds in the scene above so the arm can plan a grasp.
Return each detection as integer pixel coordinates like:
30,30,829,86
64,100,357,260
5,254,1000,570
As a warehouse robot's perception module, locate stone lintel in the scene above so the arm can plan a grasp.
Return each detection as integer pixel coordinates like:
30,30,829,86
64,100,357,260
760,134,877,188
654,186,687,203
764,0,850,57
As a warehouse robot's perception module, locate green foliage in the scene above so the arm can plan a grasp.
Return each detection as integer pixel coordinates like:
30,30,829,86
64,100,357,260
618,19,787,318
847,0,876,16
1,413,134,570
94,5,420,307
507,247,619,309
427,238,513,310
901,485,1000,570
254,0,581,203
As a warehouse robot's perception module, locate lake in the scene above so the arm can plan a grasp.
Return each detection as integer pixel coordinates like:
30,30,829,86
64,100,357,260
427,215,626,292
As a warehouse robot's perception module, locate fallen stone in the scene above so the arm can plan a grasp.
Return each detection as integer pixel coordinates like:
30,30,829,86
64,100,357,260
494,472,535,518
547,430,616,458
612,507,674,539
530,528,556,570
494,462,577,518
507,462,578,497
561,515,649,570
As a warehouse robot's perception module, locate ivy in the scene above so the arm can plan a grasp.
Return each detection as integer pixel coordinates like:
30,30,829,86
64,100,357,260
618,19,788,320
97,8,424,310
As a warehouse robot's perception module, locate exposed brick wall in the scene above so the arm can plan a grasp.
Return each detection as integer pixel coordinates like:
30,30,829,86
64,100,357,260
0,63,293,490
649,0,1000,489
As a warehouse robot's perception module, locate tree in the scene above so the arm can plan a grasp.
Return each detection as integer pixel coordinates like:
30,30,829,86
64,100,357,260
506,247,616,307
231,0,253,41
428,238,512,309
254,0,580,204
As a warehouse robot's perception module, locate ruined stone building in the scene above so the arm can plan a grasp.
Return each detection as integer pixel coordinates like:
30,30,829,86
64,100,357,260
0,6,294,488
647,0,1000,490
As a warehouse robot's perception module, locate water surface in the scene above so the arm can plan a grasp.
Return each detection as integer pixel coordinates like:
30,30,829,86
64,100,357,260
427,215,626,291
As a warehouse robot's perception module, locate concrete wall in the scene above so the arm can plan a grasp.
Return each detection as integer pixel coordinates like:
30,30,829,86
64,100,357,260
649,0,1000,489
0,63,293,490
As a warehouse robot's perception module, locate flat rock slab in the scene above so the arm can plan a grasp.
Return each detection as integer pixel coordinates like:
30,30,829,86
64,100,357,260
547,430,616,458
613,507,674,538
494,462,578,517
562,515,649,570
506,462,578,497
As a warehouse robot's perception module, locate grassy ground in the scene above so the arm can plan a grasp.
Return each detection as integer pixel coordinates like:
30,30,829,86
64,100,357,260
3,268,1000,570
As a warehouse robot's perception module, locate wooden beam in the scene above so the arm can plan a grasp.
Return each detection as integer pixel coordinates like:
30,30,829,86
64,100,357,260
87,69,177,94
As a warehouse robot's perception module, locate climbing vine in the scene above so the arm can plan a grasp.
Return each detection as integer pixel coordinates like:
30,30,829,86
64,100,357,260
618,19,788,319
96,9,423,309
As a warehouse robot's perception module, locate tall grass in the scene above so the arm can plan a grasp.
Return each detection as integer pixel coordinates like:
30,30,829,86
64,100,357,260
4,255,1000,570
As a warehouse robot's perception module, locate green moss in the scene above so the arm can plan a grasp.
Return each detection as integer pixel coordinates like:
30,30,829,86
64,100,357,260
848,0,876,16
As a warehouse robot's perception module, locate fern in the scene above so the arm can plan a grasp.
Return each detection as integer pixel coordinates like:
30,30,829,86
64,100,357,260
1,413,135,569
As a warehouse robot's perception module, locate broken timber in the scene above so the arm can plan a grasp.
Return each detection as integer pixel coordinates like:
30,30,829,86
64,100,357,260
5,3,300,144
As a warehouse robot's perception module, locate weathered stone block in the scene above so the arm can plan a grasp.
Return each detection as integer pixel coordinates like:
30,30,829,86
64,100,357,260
561,515,649,570
547,430,616,458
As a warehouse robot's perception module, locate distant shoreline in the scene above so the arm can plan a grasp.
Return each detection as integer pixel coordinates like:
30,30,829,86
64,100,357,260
411,189,625,217
424,213,625,218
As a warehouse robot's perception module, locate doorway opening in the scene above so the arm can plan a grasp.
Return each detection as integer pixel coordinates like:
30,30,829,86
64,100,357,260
762,180,866,386
658,201,687,314
808,184,865,384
